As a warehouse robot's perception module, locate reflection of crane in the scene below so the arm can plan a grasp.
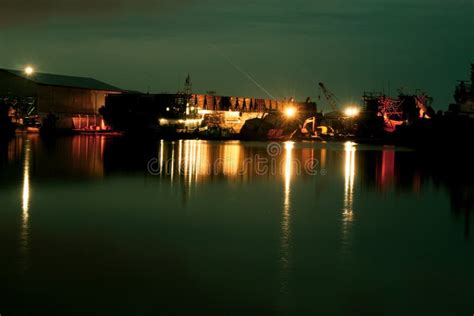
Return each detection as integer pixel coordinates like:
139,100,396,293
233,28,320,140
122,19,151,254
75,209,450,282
318,82,339,112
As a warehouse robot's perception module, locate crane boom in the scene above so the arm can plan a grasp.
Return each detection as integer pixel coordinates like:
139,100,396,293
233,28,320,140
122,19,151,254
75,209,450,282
318,82,339,112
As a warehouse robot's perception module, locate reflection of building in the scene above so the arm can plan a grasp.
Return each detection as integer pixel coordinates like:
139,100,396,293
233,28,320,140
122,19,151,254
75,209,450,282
4,135,106,180
70,136,105,177
0,68,122,129
359,149,416,193
377,147,395,190
221,142,242,176
449,186,474,239
358,147,474,238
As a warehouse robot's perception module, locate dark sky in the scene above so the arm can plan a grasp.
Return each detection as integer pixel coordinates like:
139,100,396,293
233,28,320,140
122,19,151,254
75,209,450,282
0,0,472,110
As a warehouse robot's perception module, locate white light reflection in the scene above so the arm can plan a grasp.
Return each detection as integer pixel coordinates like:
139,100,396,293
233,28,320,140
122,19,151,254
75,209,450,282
280,141,294,294
21,139,31,272
195,140,201,182
170,141,175,184
22,147,30,221
180,140,210,188
222,142,241,176
159,140,164,176
342,141,356,256
178,139,183,176
320,147,327,170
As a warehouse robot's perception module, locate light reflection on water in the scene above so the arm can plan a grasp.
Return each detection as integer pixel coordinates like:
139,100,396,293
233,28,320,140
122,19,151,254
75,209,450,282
20,138,31,274
341,141,356,257
0,135,473,315
280,142,294,294
4,135,473,244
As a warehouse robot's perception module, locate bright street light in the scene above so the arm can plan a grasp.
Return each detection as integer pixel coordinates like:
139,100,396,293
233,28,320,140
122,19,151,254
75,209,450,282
285,107,297,118
24,66,35,76
344,106,360,118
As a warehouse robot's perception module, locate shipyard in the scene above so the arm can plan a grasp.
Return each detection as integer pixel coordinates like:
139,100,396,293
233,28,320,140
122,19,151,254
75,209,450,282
1,64,474,147
1,0,473,315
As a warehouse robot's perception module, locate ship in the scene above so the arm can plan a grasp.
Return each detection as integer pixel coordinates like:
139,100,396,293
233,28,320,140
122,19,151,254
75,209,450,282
100,76,318,139
355,64,474,148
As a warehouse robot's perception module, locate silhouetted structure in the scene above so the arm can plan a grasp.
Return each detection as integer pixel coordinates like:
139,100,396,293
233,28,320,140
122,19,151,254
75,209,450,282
449,63,474,117
0,68,123,130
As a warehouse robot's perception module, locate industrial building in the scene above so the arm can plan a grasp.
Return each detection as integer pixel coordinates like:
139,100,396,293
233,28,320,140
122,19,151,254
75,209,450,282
102,92,318,133
0,68,123,129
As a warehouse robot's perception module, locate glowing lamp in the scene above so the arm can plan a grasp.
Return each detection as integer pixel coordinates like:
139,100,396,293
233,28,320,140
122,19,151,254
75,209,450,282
285,107,297,118
24,66,34,76
344,107,360,118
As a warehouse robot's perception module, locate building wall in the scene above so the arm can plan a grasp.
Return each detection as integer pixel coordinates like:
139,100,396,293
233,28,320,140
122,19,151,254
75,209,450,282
191,94,292,112
0,71,121,115
36,86,121,129
188,94,315,113
0,71,123,129
37,85,120,115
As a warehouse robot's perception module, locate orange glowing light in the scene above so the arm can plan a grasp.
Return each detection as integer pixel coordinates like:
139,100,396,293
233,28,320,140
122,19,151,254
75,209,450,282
344,106,360,118
285,107,297,118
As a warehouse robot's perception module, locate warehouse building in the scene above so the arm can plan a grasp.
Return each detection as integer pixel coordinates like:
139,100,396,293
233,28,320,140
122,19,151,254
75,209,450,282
0,68,123,129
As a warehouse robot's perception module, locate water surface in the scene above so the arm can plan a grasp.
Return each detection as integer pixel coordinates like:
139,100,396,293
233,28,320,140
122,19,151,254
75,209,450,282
1,135,472,315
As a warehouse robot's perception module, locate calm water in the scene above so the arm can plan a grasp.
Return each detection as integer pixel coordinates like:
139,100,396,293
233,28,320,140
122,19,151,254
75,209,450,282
1,135,473,315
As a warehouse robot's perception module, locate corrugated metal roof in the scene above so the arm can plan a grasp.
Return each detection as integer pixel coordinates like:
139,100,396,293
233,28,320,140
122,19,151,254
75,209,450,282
0,68,123,92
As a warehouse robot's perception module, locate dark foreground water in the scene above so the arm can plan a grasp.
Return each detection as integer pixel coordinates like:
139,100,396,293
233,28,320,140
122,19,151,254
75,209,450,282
0,135,473,316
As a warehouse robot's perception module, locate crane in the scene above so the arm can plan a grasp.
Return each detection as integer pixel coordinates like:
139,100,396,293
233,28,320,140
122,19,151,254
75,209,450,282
318,82,339,112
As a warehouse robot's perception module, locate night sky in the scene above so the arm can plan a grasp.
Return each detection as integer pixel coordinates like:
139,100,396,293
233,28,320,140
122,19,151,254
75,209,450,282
1,0,472,110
